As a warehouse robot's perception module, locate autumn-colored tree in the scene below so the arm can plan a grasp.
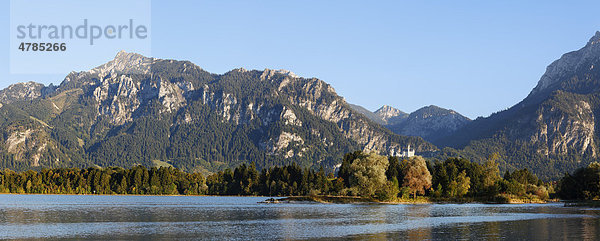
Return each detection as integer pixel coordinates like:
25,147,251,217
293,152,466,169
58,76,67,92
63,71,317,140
402,156,432,199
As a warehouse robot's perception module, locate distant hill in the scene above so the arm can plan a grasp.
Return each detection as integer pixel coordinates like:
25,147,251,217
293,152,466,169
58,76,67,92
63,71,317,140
0,51,436,172
350,104,470,144
388,105,471,144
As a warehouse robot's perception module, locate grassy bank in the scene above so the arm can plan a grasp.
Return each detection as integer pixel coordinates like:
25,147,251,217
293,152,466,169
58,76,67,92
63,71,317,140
261,196,378,204
259,194,550,204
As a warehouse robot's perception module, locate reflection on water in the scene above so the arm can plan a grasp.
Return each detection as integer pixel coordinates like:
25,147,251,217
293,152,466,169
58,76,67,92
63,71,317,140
0,194,597,240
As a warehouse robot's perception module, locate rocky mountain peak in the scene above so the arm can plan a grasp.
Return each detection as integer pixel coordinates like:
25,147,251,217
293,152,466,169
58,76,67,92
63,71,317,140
112,50,154,65
531,31,600,96
587,31,600,46
89,50,154,77
365,105,406,126
375,105,406,121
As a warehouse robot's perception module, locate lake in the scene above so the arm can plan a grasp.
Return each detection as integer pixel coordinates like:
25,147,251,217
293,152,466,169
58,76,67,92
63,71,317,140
0,194,597,240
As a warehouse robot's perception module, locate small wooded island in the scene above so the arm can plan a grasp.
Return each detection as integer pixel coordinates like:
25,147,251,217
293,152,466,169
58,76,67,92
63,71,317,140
0,151,597,204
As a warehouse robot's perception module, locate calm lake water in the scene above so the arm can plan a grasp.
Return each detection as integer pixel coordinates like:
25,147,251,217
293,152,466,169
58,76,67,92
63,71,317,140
0,195,598,240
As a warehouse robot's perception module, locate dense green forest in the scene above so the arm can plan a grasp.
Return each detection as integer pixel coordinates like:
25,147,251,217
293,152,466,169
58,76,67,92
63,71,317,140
0,151,559,202
558,162,600,200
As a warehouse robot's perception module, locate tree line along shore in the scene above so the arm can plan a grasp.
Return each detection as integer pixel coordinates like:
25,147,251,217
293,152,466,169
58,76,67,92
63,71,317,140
0,151,596,203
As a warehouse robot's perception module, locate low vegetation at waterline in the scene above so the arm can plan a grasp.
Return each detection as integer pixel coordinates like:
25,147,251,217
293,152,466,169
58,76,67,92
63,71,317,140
0,151,560,203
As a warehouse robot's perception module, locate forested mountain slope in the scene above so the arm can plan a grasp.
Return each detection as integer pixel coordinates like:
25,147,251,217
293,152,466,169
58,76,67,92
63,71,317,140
0,51,435,173
438,31,600,180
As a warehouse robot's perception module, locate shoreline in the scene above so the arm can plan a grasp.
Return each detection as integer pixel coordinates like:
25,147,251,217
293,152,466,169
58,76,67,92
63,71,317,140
0,193,271,198
0,193,560,205
563,200,600,207
259,195,555,205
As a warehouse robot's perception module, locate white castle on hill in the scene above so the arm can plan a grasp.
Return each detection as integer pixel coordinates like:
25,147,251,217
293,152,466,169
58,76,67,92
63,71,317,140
390,145,415,158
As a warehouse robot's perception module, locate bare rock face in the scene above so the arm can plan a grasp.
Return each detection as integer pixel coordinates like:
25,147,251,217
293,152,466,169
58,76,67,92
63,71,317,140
263,131,304,155
280,107,302,126
534,100,596,156
92,75,142,125
522,93,597,157
158,79,193,113
3,126,58,167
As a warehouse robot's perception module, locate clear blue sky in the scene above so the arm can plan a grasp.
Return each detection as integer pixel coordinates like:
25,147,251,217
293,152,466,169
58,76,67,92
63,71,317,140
2,1,600,119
